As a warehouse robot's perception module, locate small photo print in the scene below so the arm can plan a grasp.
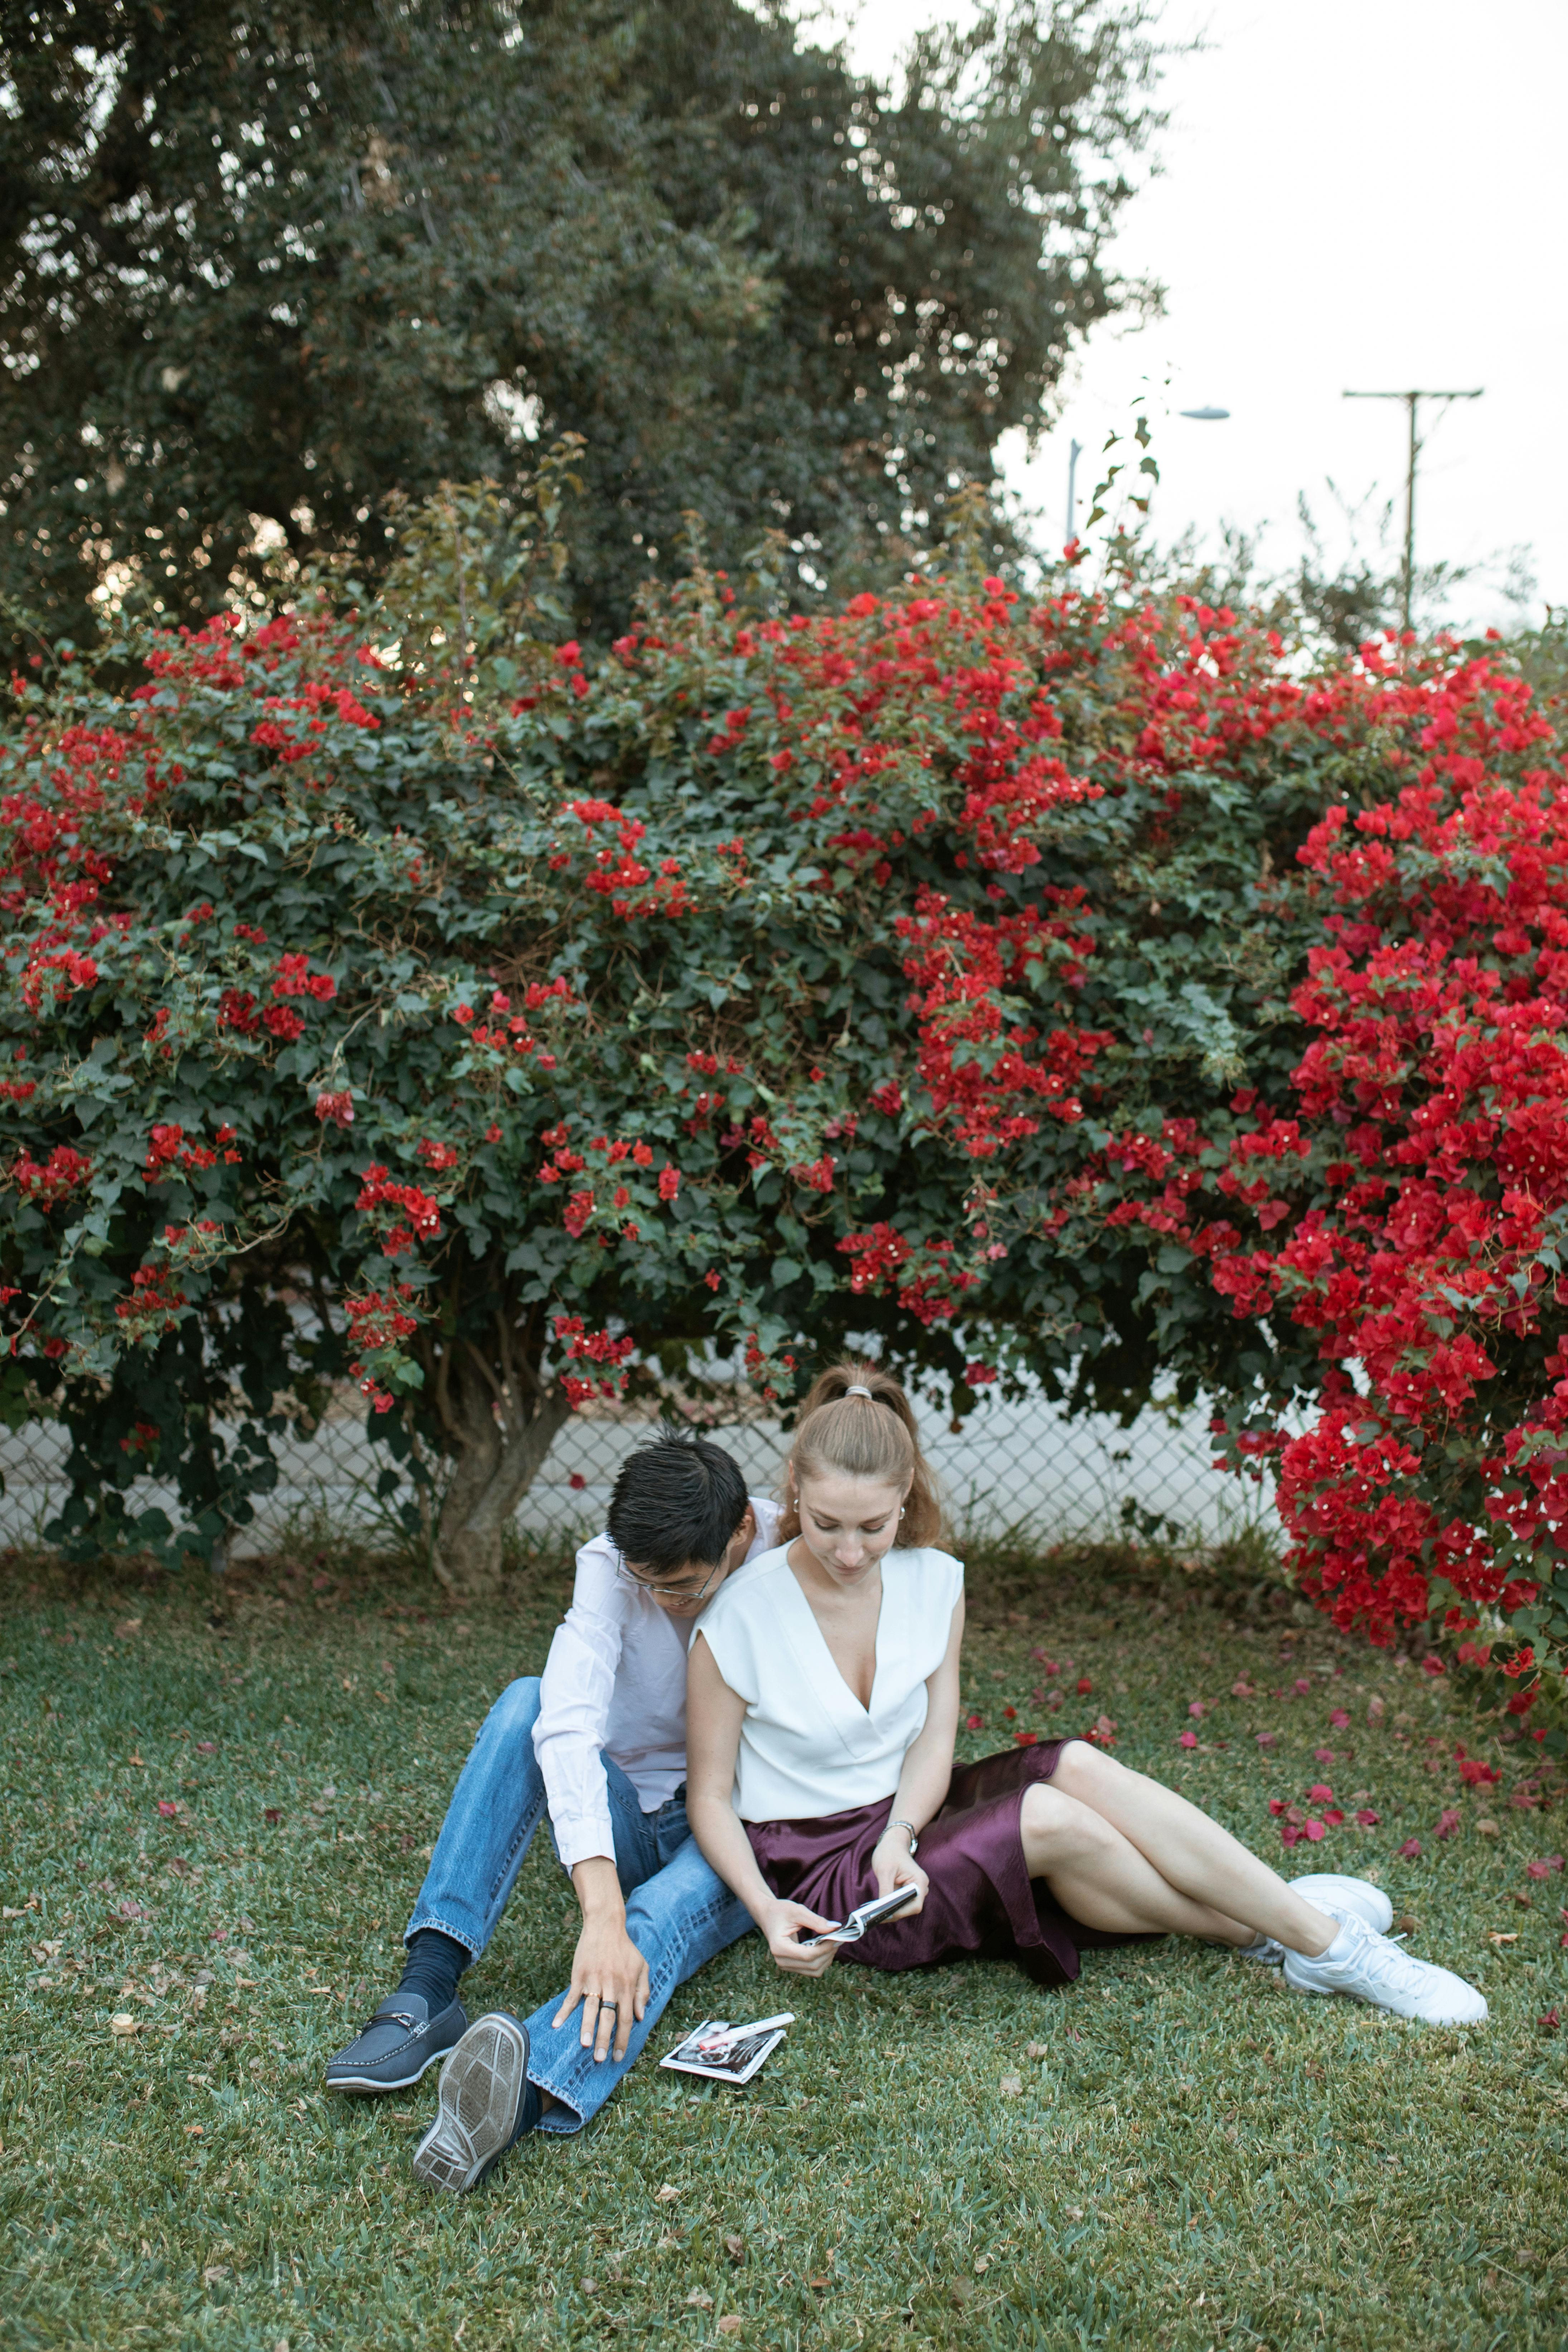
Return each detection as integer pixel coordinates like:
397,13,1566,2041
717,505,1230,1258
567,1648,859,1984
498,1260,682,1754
659,2018,788,2087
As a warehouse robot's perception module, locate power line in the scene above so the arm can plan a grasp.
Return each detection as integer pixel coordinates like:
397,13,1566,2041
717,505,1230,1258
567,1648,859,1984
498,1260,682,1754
1342,388,1483,631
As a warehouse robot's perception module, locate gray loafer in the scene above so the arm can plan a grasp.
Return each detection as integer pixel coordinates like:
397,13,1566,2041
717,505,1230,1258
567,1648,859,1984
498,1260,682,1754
326,1993,467,2092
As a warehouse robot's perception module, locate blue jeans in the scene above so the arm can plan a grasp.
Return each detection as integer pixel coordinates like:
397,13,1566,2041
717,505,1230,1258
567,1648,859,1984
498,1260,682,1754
406,1676,752,2133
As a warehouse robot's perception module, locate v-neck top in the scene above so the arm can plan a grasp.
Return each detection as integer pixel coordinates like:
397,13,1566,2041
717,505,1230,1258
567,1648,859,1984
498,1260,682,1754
693,1541,964,1822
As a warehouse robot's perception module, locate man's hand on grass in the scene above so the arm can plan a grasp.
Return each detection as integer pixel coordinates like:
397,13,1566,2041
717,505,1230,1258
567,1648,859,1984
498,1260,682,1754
557,1857,650,2061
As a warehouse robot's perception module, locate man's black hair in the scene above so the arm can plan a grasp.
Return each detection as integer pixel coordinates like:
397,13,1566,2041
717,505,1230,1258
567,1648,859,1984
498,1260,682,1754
606,1428,749,1578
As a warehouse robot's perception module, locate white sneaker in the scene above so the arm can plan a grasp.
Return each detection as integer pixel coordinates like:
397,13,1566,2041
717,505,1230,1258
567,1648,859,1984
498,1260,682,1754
1282,1910,1487,2025
1288,1873,1394,1937
1228,1872,1393,1967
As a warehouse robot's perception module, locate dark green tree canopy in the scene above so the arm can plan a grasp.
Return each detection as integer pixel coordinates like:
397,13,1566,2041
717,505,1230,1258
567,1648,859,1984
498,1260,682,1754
0,0,1159,644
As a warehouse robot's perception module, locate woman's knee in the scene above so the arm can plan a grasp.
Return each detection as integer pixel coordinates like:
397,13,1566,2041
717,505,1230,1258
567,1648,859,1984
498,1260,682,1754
1050,1739,1133,1807
1021,1780,1117,1865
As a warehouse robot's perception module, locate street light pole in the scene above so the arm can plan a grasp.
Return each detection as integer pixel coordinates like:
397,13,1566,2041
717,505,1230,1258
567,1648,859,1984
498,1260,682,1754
1343,387,1483,631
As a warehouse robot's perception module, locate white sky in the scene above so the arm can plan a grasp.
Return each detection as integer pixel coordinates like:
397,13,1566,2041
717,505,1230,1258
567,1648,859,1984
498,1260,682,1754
828,0,1568,631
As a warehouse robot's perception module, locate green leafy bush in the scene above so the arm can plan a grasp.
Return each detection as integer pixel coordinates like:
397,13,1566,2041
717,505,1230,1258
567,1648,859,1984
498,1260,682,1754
6,476,1565,1743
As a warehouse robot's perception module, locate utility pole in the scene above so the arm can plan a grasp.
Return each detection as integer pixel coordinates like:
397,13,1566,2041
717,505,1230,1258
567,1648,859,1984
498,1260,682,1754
1342,387,1482,631
1065,437,1083,548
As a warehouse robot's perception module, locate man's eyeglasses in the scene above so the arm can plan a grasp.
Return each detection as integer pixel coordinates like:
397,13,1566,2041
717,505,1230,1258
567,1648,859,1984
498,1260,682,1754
617,1554,726,1606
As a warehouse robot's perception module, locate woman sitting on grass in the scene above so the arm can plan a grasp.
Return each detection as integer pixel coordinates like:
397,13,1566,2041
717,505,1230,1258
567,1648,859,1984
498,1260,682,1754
686,1362,1487,2027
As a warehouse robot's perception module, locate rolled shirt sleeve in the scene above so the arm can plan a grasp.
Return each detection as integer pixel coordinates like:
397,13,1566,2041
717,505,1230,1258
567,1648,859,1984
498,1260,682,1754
533,1533,630,1871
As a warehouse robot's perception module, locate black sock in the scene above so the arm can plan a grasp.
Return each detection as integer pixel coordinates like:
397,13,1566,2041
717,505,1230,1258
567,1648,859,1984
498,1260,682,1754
397,1928,470,2015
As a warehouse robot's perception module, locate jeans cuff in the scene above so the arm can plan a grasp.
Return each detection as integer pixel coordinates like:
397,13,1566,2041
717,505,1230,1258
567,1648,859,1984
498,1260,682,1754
530,2079,587,2135
403,1909,484,1958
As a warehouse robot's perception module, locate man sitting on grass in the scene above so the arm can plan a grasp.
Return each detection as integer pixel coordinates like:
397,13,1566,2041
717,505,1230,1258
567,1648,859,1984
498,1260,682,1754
326,1429,776,2185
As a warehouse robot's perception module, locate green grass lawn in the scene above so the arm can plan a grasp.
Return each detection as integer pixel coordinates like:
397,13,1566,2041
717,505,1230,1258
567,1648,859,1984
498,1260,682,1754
3,1537,1566,2352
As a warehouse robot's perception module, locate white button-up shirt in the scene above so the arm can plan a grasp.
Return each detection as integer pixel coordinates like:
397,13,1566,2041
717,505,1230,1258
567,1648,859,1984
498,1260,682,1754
533,1496,782,1870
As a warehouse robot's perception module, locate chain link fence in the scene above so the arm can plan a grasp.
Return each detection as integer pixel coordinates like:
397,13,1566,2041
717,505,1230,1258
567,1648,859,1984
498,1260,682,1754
0,1382,1276,1563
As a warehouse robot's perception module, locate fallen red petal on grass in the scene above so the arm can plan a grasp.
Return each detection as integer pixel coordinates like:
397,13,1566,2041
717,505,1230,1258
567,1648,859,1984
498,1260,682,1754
1329,1709,1350,1729
1355,1808,1380,1827
1302,1818,1327,1842
1077,1678,1092,1696
965,1714,983,1730
156,1800,178,1818
1397,1838,1423,1859
1178,1730,1199,1749
1434,1808,1462,1840
1525,1856,1564,1879
1014,1730,1039,1746
1314,1748,1335,1765
1539,2008,1561,2035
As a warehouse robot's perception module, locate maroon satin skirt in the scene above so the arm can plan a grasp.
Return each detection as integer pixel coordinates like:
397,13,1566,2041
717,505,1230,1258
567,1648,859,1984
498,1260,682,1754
745,1740,1159,1988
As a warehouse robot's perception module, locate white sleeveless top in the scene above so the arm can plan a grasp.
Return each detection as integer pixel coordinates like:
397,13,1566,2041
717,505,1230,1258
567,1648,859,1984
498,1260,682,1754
693,1542,964,1822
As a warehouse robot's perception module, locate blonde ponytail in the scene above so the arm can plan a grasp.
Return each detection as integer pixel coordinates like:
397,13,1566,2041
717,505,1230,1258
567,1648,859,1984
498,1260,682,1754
777,1360,944,1547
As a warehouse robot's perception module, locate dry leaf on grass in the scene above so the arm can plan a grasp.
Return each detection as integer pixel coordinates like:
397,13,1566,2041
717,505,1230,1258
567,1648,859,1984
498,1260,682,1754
109,2013,140,2037
1025,2042,1047,2059
999,2073,1023,2096
724,2235,745,2261
717,2319,744,2337
685,2289,714,2310
655,2183,681,2203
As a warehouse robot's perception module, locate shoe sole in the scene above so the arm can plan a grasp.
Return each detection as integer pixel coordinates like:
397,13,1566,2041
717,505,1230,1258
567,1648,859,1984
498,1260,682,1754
412,2013,531,2194
326,2040,456,2094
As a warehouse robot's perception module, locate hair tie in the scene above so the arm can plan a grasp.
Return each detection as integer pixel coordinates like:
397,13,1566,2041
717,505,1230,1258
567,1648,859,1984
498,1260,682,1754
844,1383,873,1399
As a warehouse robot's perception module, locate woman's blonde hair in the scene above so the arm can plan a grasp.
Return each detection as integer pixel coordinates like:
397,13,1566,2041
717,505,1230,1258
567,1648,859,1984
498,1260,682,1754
777,1360,943,1547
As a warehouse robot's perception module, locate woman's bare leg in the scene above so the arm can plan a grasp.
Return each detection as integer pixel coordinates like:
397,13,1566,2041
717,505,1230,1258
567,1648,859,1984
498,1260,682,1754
1020,1783,1266,1944
1047,1741,1336,1957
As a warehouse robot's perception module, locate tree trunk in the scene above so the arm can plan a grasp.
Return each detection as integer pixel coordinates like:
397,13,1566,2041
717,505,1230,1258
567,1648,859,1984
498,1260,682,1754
431,1336,572,1596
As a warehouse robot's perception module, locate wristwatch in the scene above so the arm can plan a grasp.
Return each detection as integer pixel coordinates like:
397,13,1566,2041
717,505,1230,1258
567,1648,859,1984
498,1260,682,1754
889,1818,919,1856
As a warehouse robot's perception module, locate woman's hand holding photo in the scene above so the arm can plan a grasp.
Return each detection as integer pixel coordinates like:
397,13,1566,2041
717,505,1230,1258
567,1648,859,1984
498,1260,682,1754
760,1898,843,1976
870,1828,929,1915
